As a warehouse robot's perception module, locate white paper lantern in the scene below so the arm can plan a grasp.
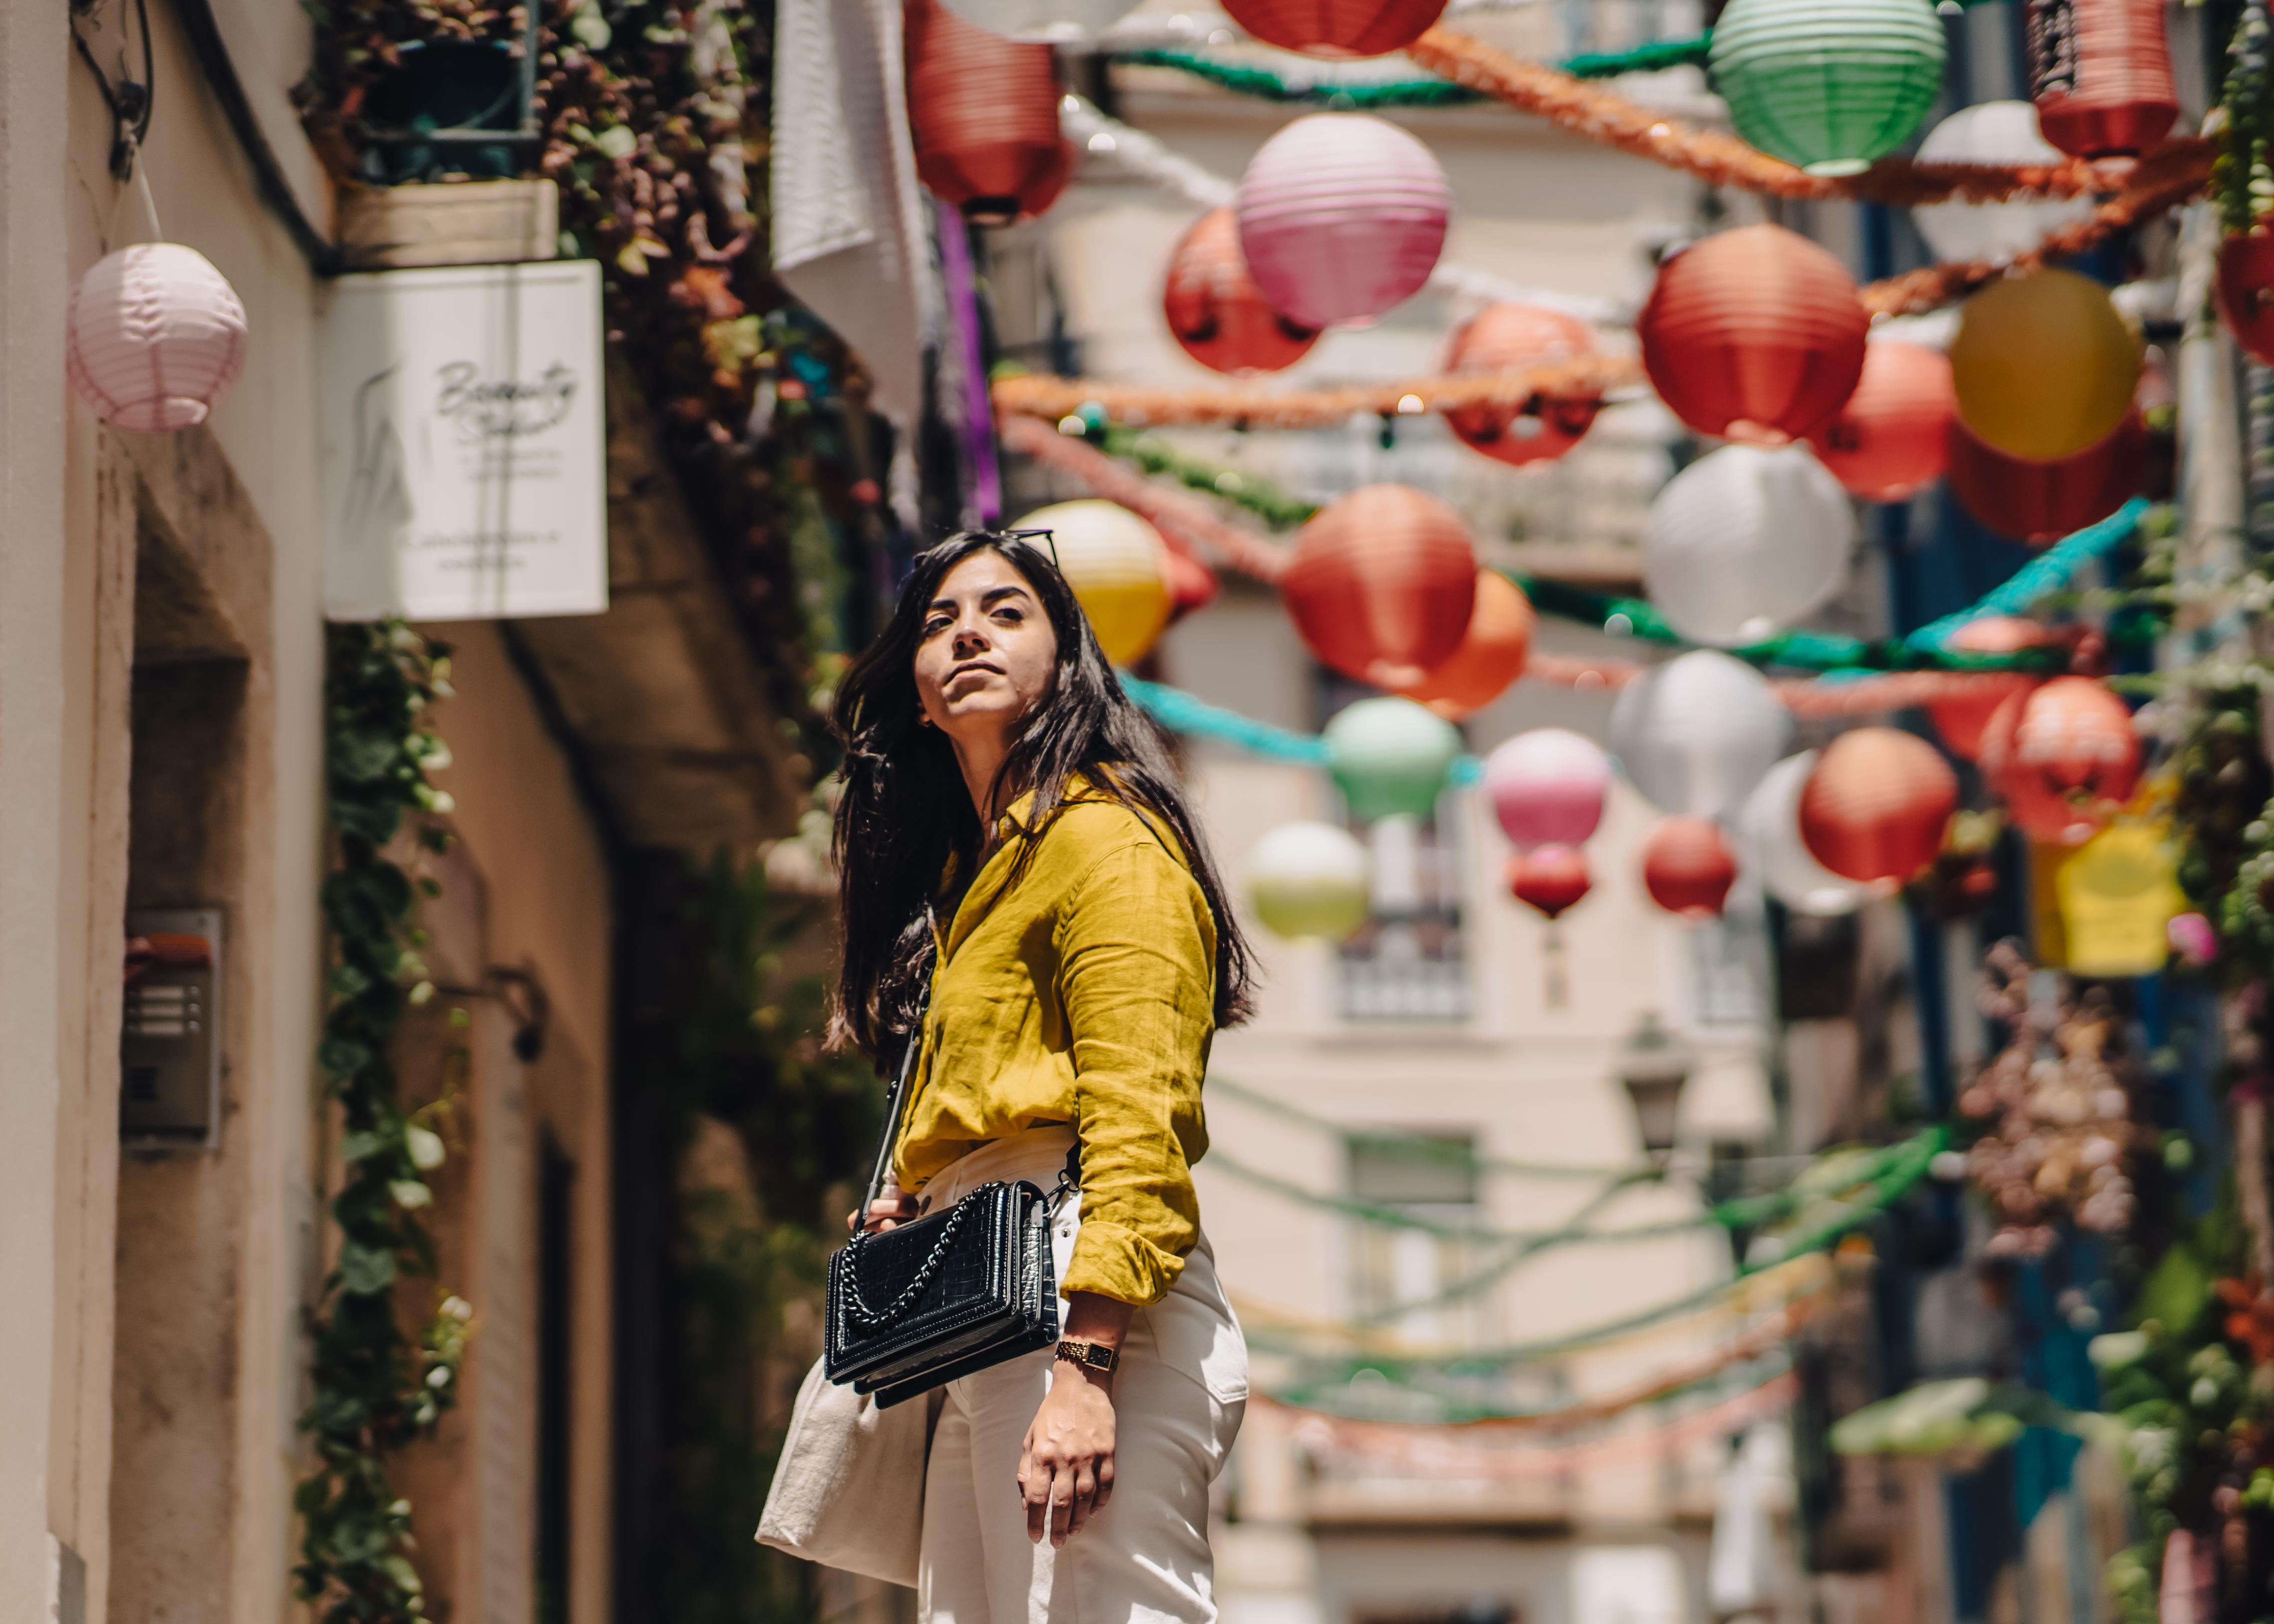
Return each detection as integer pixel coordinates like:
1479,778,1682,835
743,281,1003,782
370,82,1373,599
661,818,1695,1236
1246,821,1372,941
938,0,1142,39
1910,102,2095,267
66,243,248,433
1641,445,1855,648
1738,752,1875,916
1609,649,1791,818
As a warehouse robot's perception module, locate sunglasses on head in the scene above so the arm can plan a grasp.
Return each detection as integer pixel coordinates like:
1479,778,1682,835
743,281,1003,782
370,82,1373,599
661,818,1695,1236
996,527,1062,573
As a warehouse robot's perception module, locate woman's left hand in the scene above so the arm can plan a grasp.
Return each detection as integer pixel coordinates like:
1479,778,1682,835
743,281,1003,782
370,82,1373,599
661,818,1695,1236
1018,1291,1133,1546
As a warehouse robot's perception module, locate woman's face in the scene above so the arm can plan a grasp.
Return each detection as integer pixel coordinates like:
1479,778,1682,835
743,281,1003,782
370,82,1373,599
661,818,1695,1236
913,550,1061,747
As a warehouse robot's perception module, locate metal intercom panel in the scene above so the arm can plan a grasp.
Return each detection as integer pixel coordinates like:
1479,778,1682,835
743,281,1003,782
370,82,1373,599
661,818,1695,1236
122,907,223,1148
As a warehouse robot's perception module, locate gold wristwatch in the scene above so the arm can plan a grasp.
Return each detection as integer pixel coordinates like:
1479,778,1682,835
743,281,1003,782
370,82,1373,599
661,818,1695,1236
1056,1338,1120,1374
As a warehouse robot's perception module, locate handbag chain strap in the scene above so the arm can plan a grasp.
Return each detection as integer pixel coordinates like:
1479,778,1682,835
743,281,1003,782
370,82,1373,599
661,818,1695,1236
841,1194,983,1327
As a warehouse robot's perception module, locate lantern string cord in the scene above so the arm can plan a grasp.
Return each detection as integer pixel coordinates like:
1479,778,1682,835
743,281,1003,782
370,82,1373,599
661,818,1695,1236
1407,25,2210,211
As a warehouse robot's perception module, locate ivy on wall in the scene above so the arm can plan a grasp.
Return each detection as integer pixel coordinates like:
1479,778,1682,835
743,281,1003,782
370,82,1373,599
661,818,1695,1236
295,621,471,1624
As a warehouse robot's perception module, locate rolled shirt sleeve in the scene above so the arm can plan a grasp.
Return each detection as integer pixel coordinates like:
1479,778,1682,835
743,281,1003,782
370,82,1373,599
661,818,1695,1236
1053,836,1217,1305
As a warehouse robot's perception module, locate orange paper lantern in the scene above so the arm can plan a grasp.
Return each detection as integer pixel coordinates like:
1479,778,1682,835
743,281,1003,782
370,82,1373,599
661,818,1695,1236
1945,411,2146,545
1926,617,2053,760
1164,549,1220,622
1282,485,1479,688
1641,817,1740,917
1979,676,2141,845
1798,727,1958,884
1394,570,1535,718
1804,342,1954,502
1162,207,1322,375
1221,0,1449,58
1508,844,1592,920
2025,0,2179,161
2218,234,2274,369
1635,223,1870,444
905,0,1072,225
1441,304,1602,466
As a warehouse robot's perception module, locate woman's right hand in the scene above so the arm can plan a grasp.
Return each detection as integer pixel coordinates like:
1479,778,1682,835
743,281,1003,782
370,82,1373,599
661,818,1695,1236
848,1179,919,1235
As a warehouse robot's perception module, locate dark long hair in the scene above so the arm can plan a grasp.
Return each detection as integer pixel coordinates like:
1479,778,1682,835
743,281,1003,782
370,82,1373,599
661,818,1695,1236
830,530,1256,1060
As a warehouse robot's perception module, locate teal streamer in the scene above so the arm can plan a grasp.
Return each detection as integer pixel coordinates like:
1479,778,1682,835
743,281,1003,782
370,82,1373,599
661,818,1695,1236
1904,498,2150,654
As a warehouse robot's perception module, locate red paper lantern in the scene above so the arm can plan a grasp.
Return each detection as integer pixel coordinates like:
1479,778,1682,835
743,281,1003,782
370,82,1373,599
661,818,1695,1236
1221,0,1449,58
2025,0,2179,161
905,0,1072,225
1979,676,2141,845
1282,485,1478,688
1804,342,1954,502
2218,234,2274,368
1507,844,1591,920
1945,411,2146,545
1798,727,1958,884
1394,570,1534,719
1641,817,1739,918
1636,223,1870,445
1164,549,1220,622
1441,304,1602,466
1926,617,2053,761
1162,207,1322,375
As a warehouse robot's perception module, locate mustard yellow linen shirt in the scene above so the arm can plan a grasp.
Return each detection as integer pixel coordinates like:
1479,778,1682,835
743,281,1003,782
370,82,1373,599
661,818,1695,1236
894,781,1217,1306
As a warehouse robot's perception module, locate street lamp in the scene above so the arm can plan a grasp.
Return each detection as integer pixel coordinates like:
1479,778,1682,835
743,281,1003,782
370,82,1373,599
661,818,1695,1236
1616,1011,1694,1166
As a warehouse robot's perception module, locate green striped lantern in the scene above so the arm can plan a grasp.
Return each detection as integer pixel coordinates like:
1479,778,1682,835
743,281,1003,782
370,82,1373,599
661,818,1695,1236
1708,0,1947,178
1325,697,1462,823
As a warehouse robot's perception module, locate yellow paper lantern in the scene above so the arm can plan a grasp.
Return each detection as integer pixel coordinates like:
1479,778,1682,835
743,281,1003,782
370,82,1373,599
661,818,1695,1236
1246,821,1372,942
2055,824,2184,977
1948,269,2140,462
1010,499,1173,665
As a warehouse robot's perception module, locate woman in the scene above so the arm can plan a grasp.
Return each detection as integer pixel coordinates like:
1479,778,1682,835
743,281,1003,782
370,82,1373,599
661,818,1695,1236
832,529,1256,1623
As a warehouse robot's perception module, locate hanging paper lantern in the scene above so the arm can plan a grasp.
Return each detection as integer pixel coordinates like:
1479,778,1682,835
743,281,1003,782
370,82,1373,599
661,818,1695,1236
938,0,1142,40
1163,549,1219,623
1009,499,1172,664
1797,727,1958,885
2169,911,2218,969
1282,484,1478,687
1739,753,1873,915
2217,234,2274,369
1635,224,1869,444
1394,571,1534,719
1235,113,1451,330
1162,207,1322,375
1949,269,2140,462
1641,817,1740,918
65,244,248,432
1924,617,2053,760
1641,444,1854,647
1441,304,1601,467
1979,676,2141,846
1325,697,1463,823
1945,411,2146,545
905,0,1073,225
2025,0,2179,160
1804,343,1954,503
1484,728,1611,850
1610,650,1792,819
1247,821,1372,941
1708,0,1945,177
1507,844,1592,921
2057,824,2185,977
1910,102,2097,265
1221,0,1448,57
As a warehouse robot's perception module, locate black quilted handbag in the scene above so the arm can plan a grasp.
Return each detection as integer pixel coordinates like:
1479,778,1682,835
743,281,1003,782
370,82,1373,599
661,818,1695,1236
824,1008,1064,1408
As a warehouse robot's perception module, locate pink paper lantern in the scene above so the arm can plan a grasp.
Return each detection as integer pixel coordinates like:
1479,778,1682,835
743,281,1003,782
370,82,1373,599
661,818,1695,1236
67,244,248,433
1234,113,1450,330
1484,727,1611,850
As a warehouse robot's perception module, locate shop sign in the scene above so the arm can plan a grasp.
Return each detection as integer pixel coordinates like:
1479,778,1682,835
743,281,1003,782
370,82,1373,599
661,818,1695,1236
321,260,606,621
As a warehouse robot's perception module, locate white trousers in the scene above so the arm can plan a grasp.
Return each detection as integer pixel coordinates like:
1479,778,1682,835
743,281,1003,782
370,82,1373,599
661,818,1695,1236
915,1128,1248,1624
